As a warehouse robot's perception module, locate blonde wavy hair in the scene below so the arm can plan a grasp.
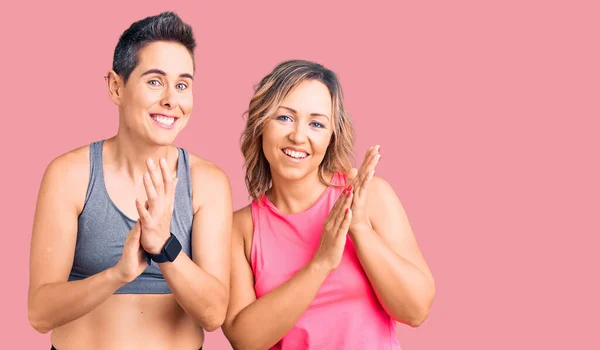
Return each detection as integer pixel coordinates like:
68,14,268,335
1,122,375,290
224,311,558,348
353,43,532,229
241,60,355,201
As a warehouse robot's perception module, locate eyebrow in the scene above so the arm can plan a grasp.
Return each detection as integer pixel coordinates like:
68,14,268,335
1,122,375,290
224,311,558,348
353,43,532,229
279,106,330,121
140,69,194,80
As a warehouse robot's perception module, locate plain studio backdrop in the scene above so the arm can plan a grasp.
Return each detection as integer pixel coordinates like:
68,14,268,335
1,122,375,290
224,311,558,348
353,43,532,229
1,1,598,349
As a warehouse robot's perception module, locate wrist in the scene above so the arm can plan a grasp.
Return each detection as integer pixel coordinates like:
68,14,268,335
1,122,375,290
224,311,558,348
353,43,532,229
308,257,333,276
144,233,171,255
107,266,129,287
349,222,372,236
147,233,182,264
349,225,377,247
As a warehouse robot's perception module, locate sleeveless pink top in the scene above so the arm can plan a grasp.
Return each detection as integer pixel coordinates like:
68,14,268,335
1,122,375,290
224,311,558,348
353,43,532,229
250,172,402,349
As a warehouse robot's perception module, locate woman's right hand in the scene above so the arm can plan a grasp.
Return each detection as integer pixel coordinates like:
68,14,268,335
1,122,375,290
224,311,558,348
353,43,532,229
312,186,354,272
113,220,149,284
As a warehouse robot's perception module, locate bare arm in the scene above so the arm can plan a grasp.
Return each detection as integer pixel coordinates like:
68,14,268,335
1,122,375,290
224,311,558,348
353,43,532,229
345,147,435,327
223,190,353,350
160,162,232,331
140,158,232,331
352,176,435,326
27,151,145,334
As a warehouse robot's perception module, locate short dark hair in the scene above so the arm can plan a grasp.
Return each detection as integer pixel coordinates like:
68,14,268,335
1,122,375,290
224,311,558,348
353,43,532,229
112,11,196,83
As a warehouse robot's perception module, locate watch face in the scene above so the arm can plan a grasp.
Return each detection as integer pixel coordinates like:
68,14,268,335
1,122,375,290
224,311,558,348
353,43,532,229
165,234,182,261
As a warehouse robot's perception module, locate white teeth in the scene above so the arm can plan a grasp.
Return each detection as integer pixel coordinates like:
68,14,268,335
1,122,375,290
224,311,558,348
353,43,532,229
283,148,308,159
152,115,174,126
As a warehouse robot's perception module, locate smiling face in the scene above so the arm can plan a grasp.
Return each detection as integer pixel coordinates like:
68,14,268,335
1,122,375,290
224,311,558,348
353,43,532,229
261,79,334,181
108,40,194,146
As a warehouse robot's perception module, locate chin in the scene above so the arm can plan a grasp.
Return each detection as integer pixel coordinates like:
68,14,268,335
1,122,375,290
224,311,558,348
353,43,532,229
274,165,316,182
142,118,186,146
147,132,178,147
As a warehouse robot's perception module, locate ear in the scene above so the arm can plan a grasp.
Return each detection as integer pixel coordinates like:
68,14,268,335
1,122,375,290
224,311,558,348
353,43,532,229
106,70,124,106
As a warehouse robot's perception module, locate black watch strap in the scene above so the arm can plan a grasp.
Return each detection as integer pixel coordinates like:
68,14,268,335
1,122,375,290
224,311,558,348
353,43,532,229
148,233,182,263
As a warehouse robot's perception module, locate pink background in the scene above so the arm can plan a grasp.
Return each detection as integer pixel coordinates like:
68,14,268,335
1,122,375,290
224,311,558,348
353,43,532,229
2,0,598,349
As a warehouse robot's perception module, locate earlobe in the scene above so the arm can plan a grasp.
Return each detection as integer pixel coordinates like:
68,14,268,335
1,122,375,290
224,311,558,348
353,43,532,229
106,70,123,106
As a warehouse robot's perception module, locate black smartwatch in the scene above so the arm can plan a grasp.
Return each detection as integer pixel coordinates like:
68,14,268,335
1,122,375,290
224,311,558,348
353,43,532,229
148,233,182,263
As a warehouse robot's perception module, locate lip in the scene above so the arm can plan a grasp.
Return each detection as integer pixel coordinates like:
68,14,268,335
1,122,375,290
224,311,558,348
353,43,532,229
281,146,310,155
149,113,179,130
281,148,310,162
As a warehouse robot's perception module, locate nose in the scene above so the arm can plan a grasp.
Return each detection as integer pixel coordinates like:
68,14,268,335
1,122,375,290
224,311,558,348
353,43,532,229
160,87,178,110
288,122,308,144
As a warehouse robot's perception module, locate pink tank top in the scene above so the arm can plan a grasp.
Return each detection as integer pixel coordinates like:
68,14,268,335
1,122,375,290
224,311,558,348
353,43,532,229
250,172,402,349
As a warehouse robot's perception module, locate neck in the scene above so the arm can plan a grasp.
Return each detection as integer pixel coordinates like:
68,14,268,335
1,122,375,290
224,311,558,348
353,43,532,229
104,132,178,181
268,168,332,214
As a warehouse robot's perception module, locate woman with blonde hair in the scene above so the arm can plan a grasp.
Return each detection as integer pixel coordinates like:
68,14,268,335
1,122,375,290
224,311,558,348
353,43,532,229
223,60,435,349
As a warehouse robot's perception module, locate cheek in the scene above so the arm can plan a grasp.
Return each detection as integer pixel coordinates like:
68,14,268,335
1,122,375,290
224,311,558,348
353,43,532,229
179,94,193,115
262,123,281,148
261,125,284,160
261,132,276,157
129,88,159,109
310,132,333,155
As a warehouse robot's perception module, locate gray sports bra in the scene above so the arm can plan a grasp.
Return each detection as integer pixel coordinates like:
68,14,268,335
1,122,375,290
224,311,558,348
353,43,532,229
68,140,194,294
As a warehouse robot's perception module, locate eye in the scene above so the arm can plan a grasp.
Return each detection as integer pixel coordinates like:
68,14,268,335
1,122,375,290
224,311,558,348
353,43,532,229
176,83,188,90
148,79,161,87
276,115,293,122
310,121,325,129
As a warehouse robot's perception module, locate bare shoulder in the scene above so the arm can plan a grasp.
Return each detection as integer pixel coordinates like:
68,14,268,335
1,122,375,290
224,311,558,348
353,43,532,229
365,175,408,219
233,205,253,237
187,153,230,189
45,145,90,174
232,205,253,261
40,145,91,212
367,176,398,200
187,153,232,212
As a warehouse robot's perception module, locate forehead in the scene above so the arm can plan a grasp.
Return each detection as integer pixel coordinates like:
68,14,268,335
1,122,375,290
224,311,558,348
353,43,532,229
281,80,332,114
135,41,194,74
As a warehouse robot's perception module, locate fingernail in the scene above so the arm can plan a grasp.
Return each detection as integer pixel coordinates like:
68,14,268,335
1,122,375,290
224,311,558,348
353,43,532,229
345,208,349,214
347,185,353,192
346,190,351,198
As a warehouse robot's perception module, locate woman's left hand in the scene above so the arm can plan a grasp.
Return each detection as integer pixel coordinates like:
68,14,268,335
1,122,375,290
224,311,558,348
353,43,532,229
135,157,178,255
346,145,381,235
